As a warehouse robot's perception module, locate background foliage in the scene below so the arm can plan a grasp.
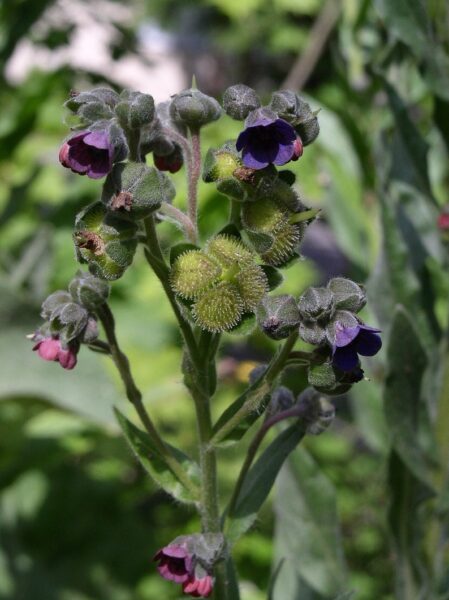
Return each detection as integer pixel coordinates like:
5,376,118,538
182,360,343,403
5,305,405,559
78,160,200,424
1,0,449,598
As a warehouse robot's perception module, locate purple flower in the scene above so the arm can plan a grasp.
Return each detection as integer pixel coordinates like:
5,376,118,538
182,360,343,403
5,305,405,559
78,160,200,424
154,542,194,584
32,335,78,370
59,130,113,179
236,111,297,169
332,323,382,372
182,574,214,598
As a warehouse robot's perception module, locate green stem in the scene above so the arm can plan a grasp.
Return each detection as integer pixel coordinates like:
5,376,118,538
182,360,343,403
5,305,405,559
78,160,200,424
143,215,201,368
127,129,141,162
97,303,199,498
210,330,299,446
158,201,197,244
187,337,228,600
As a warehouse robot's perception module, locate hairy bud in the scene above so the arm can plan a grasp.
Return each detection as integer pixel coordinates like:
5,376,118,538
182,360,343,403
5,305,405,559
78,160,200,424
115,90,155,129
270,90,320,146
222,84,261,120
298,286,335,323
327,277,366,313
68,270,110,310
257,294,300,340
170,88,222,129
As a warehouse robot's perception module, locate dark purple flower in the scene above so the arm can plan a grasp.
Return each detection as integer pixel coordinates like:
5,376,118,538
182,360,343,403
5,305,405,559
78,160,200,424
154,542,194,584
332,323,382,372
32,335,78,370
59,130,113,179
236,114,297,169
182,574,214,598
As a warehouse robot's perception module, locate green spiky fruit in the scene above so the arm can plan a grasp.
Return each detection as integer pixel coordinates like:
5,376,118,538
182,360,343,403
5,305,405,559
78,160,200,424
193,282,244,332
242,198,287,233
206,234,253,268
235,263,268,311
261,222,303,266
170,251,221,299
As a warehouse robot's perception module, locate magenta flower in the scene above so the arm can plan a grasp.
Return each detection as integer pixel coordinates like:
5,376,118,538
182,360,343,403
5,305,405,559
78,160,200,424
236,110,297,169
332,323,382,372
154,542,194,584
33,336,78,370
182,574,214,598
59,130,113,179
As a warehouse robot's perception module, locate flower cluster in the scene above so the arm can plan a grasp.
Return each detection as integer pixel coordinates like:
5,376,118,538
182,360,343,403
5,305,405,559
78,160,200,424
296,277,381,393
30,271,109,370
154,534,224,598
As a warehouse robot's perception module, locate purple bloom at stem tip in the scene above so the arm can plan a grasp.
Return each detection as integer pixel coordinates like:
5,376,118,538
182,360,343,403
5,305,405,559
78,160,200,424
59,130,113,179
332,323,382,372
236,116,297,169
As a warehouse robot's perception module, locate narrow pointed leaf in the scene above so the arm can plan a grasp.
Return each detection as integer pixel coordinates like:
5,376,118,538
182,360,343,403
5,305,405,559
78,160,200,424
115,408,200,504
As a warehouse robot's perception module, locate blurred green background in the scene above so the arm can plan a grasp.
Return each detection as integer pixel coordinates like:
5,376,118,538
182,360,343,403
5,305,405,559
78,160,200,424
1,1,449,599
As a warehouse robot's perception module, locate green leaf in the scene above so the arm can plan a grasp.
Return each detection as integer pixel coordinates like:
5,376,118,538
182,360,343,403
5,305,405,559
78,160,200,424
218,223,241,239
272,447,347,598
375,0,449,100
261,265,284,291
384,306,435,487
212,378,272,446
225,423,306,542
114,408,200,504
387,450,433,599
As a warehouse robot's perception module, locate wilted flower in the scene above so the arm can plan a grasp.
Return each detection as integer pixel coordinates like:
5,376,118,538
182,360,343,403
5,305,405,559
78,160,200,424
332,323,381,371
154,145,184,173
32,335,78,370
59,130,113,179
236,110,297,169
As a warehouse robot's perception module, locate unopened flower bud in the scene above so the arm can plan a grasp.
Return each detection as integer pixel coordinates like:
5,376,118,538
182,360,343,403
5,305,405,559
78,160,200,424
270,90,319,146
69,270,110,310
115,90,155,129
154,144,184,173
222,84,261,120
170,88,222,129
268,386,295,416
257,294,300,340
74,202,138,280
102,162,175,220
437,210,449,231
298,286,335,323
65,87,120,115
327,277,366,313
41,291,72,320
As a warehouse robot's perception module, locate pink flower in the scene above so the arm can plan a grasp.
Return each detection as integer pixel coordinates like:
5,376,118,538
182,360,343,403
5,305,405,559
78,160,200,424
33,336,78,370
182,574,214,598
154,542,193,584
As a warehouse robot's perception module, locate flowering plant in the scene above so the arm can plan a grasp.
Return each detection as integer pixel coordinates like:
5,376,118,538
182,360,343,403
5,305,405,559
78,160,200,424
30,83,385,598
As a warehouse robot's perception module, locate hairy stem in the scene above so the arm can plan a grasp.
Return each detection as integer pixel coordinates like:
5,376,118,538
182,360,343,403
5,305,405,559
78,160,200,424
143,215,201,368
97,303,199,498
210,330,299,446
157,201,197,244
188,127,202,243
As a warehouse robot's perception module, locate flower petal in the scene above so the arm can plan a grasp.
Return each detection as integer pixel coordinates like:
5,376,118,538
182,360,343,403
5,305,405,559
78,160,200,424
355,329,382,356
332,346,359,371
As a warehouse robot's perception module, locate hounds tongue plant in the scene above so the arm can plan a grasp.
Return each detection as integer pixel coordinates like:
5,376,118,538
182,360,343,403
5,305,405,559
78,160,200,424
29,82,383,599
